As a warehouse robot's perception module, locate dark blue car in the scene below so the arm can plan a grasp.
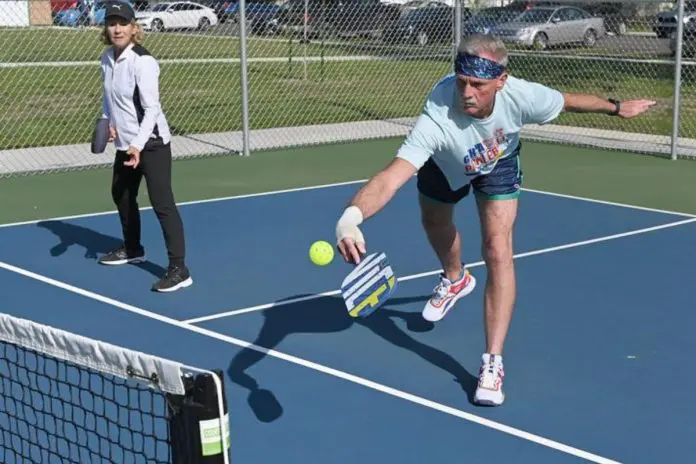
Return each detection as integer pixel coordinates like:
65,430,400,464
461,7,521,36
53,0,136,26
222,0,280,32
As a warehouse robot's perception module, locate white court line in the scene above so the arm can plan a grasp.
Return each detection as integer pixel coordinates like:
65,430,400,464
522,188,696,218
0,260,622,464
0,179,368,229
1,177,693,230
184,216,696,324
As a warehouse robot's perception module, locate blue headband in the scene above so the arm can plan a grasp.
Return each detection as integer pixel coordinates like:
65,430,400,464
454,53,505,80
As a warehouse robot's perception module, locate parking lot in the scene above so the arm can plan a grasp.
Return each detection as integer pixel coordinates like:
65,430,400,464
160,21,676,61
42,0,690,60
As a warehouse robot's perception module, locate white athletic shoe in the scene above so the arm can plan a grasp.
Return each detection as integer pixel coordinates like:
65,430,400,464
422,269,476,322
474,353,505,406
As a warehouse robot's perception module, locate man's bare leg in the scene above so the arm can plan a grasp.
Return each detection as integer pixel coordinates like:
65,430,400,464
419,194,477,323
419,194,462,281
476,196,518,356
472,195,518,406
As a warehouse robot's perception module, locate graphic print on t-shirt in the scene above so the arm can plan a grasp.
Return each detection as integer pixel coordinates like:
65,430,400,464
463,128,509,174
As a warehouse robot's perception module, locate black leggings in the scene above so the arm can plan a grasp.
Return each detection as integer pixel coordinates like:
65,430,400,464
111,138,186,267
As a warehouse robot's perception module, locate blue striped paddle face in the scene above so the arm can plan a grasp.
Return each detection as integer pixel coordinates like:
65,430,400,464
340,252,397,318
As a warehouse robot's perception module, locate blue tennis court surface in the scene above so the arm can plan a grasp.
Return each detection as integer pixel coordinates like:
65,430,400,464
1,178,695,464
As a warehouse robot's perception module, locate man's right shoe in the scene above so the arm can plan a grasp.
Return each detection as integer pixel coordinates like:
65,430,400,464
422,268,476,322
98,247,145,265
473,353,505,406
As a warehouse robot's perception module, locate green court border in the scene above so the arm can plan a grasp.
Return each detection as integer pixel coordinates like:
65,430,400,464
2,137,696,225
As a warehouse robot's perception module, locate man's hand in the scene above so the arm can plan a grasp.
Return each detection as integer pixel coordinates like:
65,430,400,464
617,99,657,119
124,146,141,169
334,158,417,265
108,126,117,142
337,237,366,265
336,206,366,264
563,93,657,119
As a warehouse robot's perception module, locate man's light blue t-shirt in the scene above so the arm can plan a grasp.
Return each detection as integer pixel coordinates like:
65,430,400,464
396,74,565,191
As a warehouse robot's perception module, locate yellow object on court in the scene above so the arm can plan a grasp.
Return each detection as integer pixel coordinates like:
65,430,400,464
309,240,334,266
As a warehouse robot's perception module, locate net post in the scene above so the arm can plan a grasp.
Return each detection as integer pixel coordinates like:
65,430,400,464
169,368,231,464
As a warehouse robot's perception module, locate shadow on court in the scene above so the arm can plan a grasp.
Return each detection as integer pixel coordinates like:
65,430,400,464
36,220,167,278
227,294,478,423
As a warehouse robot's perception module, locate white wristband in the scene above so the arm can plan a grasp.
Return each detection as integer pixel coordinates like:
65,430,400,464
336,205,365,244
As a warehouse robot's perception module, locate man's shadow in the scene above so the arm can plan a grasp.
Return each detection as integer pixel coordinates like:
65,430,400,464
36,220,166,278
227,294,479,423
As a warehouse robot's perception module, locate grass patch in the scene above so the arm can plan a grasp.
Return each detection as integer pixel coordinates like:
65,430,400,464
0,27,669,63
1,51,692,150
0,28,362,62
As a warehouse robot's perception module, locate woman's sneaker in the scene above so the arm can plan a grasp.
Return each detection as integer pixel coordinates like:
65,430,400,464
98,247,145,265
422,269,476,322
152,265,193,292
474,353,505,406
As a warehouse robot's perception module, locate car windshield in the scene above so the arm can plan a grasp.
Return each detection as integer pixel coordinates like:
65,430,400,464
402,8,440,23
152,3,170,11
475,8,517,20
470,8,501,19
515,9,553,23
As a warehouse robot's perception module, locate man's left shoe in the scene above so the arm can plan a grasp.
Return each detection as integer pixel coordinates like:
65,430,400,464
473,353,505,406
152,265,193,293
422,269,476,322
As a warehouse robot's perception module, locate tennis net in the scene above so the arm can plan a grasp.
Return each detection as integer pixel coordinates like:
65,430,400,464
0,312,230,464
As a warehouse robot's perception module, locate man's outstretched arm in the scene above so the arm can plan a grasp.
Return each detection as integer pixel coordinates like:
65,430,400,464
562,93,656,118
349,157,417,220
336,157,417,264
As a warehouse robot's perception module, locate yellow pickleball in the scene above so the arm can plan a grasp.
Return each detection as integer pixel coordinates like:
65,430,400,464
309,240,334,266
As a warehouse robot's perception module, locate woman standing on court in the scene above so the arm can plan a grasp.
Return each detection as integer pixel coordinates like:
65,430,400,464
97,0,193,293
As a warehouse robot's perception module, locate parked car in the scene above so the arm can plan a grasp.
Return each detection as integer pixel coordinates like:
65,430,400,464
136,1,218,31
655,1,696,39
52,0,91,26
669,20,696,56
578,1,629,36
242,2,282,35
221,1,280,31
491,5,605,49
51,0,80,22
53,0,138,26
197,0,232,22
277,0,402,39
383,5,470,46
397,0,449,17
461,6,521,36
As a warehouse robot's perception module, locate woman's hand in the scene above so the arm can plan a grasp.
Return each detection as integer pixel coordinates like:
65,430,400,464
124,146,141,169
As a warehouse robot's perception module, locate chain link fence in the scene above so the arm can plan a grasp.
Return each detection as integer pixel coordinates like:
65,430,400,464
0,0,694,177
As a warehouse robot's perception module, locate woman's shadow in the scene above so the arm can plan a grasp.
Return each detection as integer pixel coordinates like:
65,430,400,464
36,220,166,278
227,294,479,423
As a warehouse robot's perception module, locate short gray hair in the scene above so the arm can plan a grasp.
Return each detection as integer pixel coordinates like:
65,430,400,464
457,34,508,67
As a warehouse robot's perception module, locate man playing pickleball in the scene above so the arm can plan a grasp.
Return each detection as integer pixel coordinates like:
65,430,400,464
334,34,656,406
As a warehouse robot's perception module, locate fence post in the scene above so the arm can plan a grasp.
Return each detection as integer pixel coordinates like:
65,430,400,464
453,0,462,63
671,0,685,161
239,0,251,157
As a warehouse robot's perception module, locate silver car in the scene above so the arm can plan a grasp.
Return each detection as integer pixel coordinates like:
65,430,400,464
491,6,606,50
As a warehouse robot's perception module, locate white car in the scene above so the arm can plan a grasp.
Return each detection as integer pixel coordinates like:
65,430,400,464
492,6,606,50
136,1,218,31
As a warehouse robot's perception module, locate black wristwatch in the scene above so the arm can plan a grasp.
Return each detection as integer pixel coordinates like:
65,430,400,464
608,98,621,116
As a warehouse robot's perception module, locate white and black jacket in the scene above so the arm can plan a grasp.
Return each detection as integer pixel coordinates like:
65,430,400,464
100,43,171,151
